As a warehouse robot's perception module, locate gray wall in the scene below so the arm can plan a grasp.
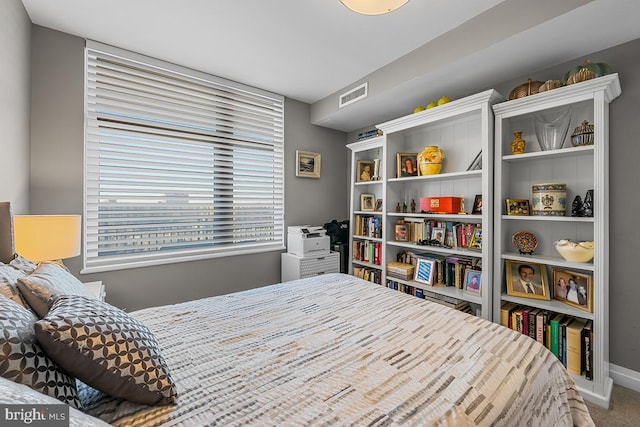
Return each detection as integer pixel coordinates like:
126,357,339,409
28,25,348,311
0,0,31,213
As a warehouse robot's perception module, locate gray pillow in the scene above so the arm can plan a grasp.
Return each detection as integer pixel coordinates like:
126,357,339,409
35,295,178,406
0,294,82,408
0,263,30,307
17,261,95,317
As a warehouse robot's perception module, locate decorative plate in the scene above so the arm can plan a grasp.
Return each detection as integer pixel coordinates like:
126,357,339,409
512,230,538,254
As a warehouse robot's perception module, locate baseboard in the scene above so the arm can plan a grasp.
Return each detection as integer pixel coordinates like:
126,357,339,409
610,363,640,393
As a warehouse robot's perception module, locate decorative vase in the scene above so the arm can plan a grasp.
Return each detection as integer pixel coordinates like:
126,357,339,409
532,182,567,216
511,131,526,155
371,158,381,180
533,107,572,151
417,146,445,176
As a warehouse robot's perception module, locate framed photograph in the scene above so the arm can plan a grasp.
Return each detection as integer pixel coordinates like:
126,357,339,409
431,227,445,244
295,150,321,178
394,223,408,241
505,260,549,300
466,150,482,171
464,270,482,295
553,268,593,312
375,199,383,212
506,199,530,216
396,152,418,178
357,160,375,182
360,194,375,212
414,257,435,285
468,226,482,250
471,194,482,215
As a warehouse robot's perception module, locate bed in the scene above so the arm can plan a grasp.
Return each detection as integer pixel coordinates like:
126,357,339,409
0,202,594,426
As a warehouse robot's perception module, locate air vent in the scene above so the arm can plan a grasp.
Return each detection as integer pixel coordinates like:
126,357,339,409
339,82,368,108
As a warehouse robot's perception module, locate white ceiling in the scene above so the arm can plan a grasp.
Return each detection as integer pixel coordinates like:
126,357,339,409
20,0,640,132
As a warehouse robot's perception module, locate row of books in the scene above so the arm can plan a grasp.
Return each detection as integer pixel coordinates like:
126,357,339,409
352,240,382,265
396,251,481,289
353,267,382,284
386,280,478,316
394,218,480,249
353,215,382,238
501,302,593,379
356,129,383,141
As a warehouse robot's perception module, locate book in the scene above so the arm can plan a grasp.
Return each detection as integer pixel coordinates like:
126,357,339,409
583,320,593,380
560,315,572,367
535,310,548,346
566,318,586,375
500,302,518,327
549,313,565,358
528,308,541,340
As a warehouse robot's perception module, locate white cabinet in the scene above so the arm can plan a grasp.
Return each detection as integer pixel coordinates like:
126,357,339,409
492,74,621,407
348,90,504,320
281,252,340,281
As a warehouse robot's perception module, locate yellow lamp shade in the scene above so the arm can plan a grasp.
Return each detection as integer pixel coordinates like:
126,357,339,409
14,215,81,262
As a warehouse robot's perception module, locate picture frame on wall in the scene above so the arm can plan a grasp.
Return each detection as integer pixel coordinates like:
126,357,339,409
553,268,593,312
396,152,418,178
295,150,321,178
505,260,549,300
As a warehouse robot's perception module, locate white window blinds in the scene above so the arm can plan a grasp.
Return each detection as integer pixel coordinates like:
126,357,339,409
84,42,285,273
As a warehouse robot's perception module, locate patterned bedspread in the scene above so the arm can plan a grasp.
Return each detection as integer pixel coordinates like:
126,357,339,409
82,273,594,426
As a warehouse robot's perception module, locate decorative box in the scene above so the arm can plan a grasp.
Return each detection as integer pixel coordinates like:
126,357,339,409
419,196,464,214
386,262,415,280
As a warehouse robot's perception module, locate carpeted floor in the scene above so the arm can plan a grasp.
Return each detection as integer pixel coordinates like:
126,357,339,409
585,384,640,426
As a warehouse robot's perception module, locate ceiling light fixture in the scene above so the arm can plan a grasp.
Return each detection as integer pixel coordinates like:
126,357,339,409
340,0,410,15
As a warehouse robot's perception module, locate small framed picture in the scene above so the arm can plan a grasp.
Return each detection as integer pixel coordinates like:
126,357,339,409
505,260,549,300
471,194,482,215
360,194,375,212
464,270,482,295
431,227,445,244
506,199,531,216
414,257,435,285
375,199,383,212
394,223,408,241
295,150,321,178
553,268,593,312
396,152,418,178
357,160,375,182
466,150,482,171
468,227,482,250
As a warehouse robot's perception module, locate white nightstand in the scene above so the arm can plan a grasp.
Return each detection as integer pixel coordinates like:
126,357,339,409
83,281,105,301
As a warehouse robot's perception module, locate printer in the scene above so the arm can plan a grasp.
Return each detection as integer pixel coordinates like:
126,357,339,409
287,225,330,257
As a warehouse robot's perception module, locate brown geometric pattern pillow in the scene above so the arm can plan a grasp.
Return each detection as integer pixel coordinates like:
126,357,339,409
34,295,178,406
17,261,96,317
0,294,82,408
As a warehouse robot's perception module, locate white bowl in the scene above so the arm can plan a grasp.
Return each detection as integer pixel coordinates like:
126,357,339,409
554,240,594,263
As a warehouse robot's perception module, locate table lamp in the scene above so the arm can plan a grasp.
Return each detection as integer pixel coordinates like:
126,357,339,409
14,215,81,264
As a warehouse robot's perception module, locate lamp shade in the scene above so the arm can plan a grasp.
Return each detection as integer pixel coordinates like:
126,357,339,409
340,0,410,15
14,215,81,262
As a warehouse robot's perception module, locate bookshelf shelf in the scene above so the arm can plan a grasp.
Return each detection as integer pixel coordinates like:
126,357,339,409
492,74,621,408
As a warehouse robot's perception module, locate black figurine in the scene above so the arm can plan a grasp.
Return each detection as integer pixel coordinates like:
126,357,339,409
396,202,401,213
402,202,407,213
583,190,593,217
571,195,585,217
410,199,416,213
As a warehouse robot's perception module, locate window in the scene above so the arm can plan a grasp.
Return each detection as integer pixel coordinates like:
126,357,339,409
83,41,284,273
